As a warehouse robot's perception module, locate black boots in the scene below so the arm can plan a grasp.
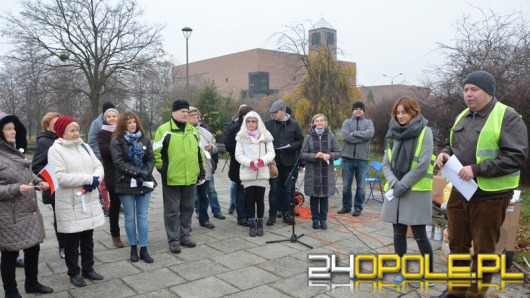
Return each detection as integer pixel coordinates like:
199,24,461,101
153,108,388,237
130,245,139,262
24,282,53,294
140,247,154,263
256,219,264,236
249,219,257,237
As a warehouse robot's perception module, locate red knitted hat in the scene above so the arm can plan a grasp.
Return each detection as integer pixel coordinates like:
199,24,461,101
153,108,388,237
54,116,76,138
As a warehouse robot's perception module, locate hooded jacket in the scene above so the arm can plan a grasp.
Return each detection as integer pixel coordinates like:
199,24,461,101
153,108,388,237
264,114,303,167
0,111,45,251
340,115,374,160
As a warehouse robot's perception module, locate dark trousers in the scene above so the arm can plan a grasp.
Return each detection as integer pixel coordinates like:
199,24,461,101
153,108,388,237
1,244,40,295
197,181,211,225
51,201,65,248
268,165,297,217
64,230,95,276
392,223,433,270
162,185,195,245
447,192,510,298
245,186,265,218
108,190,122,237
234,182,247,221
310,196,329,221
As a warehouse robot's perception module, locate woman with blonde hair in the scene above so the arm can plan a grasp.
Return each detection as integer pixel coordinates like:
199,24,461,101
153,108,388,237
235,111,275,237
48,116,105,287
300,114,341,230
32,112,64,258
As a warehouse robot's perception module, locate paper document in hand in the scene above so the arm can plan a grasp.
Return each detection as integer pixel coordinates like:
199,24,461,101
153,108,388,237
199,140,211,159
385,189,395,201
441,155,478,201
275,144,292,150
130,178,138,188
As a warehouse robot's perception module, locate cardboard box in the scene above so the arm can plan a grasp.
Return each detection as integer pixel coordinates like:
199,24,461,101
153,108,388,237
432,174,449,205
495,202,521,253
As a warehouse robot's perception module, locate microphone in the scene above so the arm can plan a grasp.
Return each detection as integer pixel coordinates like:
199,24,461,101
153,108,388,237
308,124,315,133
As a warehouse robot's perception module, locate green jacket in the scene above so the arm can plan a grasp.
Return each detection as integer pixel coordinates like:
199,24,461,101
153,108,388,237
154,119,204,186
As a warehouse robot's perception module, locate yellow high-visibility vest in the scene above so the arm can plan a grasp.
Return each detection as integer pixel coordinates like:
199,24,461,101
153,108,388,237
450,102,520,191
384,126,434,192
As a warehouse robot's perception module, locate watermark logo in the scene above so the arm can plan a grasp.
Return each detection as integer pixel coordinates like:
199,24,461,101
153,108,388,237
307,253,523,293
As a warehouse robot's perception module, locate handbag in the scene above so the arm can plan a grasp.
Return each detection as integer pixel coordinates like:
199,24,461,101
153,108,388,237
265,144,278,178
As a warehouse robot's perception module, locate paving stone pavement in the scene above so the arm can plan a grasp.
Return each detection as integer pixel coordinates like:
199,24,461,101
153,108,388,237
2,161,528,297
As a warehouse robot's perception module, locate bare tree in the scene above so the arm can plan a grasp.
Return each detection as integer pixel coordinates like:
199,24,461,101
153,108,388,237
424,9,530,182
1,0,164,119
271,21,362,130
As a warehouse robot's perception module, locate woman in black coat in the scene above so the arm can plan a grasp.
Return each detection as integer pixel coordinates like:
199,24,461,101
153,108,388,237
31,112,64,258
96,108,124,248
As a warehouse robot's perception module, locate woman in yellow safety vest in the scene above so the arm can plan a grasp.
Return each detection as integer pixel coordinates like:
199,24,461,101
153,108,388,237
381,96,434,284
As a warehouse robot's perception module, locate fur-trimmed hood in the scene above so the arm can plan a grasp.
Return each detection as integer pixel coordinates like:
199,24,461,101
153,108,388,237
235,111,273,143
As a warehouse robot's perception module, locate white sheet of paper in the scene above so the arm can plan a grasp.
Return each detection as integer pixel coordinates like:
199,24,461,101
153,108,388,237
275,144,292,150
130,178,138,188
441,155,478,201
385,189,395,201
199,140,211,159
143,181,154,189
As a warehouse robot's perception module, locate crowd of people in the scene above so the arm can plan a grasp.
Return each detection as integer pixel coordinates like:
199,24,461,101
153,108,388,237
0,70,527,298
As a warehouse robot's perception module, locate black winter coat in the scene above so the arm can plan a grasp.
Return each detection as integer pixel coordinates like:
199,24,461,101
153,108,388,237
31,131,57,204
224,119,243,183
264,117,304,167
97,129,116,192
110,134,156,195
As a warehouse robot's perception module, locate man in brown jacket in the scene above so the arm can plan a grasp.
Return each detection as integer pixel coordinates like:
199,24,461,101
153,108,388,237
433,71,528,298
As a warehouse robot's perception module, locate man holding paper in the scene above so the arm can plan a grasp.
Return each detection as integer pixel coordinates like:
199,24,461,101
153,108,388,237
433,70,528,298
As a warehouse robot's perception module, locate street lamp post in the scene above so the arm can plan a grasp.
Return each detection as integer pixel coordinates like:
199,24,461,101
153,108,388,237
182,27,193,100
382,73,403,85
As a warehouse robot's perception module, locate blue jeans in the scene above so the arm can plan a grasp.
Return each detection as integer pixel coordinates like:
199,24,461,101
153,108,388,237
195,177,222,215
230,181,236,206
268,165,297,217
310,196,328,221
120,193,151,247
341,158,368,211
196,181,210,225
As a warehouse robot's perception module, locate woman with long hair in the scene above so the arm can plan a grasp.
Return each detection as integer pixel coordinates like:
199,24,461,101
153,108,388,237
381,96,434,283
110,111,156,263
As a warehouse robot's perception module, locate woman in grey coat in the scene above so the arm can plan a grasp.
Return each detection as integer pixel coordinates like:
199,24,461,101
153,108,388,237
0,112,53,297
381,96,434,282
300,114,341,230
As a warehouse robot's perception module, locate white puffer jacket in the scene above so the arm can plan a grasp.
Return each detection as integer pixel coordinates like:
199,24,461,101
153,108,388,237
235,112,275,188
48,138,105,233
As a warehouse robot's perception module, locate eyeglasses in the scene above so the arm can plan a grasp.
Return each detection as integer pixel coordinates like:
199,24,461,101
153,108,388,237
246,120,257,123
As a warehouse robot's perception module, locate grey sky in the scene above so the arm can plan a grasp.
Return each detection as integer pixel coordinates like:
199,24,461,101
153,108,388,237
2,0,529,86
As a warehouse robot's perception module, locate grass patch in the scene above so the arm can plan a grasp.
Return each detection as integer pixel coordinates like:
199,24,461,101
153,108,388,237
514,186,530,270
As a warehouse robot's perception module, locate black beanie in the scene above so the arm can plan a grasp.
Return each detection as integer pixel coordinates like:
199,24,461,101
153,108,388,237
172,100,190,112
352,101,365,112
463,70,496,96
102,101,115,114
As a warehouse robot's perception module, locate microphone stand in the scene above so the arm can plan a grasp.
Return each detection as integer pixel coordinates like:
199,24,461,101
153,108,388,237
266,127,313,249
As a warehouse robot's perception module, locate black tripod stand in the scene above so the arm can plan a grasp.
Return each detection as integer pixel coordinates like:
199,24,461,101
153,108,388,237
266,135,313,249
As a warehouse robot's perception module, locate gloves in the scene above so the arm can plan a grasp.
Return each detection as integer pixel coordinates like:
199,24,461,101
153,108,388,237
250,161,259,171
136,178,144,187
393,181,409,197
138,170,150,180
83,184,94,192
257,159,265,167
91,176,100,189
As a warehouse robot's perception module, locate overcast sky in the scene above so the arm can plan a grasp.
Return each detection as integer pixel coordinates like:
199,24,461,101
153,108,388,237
2,0,529,86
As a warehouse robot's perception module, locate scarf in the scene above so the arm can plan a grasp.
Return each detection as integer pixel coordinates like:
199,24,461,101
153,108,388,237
248,129,260,140
101,123,116,132
315,127,325,135
124,131,144,168
385,115,428,180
